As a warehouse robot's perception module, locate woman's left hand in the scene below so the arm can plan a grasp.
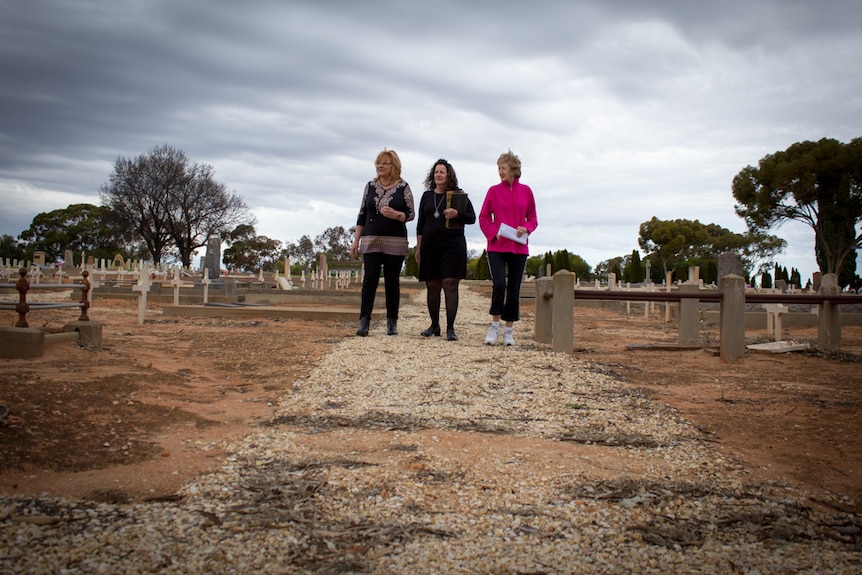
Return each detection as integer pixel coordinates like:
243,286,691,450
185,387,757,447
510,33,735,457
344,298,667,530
443,208,457,219
381,206,404,221
516,226,528,237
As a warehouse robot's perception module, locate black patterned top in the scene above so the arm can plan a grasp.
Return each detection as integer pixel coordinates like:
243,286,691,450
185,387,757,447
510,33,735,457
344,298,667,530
355,179,415,256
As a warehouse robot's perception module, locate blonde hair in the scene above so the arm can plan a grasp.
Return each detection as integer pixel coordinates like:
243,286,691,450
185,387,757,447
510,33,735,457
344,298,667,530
375,149,402,181
497,149,521,179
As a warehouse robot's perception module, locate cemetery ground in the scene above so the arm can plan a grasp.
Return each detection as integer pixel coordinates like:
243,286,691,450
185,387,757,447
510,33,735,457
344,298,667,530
1,290,860,509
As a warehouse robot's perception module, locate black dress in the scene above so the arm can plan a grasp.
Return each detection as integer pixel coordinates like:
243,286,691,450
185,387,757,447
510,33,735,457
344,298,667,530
416,189,476,281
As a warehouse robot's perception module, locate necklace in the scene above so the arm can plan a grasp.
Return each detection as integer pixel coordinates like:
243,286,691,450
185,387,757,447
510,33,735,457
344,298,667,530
433,192,446,218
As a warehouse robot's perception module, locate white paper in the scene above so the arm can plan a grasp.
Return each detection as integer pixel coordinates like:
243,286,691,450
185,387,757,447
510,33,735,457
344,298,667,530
498,223,528,245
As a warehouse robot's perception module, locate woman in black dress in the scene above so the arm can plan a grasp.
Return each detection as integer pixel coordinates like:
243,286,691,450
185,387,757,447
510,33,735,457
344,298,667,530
415,159,476,341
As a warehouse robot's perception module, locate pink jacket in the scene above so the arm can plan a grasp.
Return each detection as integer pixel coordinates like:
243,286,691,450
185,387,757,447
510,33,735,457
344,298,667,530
478,178,538,255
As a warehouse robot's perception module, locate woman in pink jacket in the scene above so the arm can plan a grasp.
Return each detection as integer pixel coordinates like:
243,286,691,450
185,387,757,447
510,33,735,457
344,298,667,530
478,150,538,346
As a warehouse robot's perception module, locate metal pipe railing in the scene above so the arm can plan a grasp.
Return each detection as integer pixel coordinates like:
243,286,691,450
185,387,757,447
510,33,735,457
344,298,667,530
0,268,91,327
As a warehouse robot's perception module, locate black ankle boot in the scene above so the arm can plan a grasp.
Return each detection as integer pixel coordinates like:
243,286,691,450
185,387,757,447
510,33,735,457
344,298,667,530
386,318,398,335
446,328,458,341
356,316,370,337
421,324,441,337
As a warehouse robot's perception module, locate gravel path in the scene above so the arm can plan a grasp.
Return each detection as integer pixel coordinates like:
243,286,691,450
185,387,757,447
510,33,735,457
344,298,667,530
2,289,860,574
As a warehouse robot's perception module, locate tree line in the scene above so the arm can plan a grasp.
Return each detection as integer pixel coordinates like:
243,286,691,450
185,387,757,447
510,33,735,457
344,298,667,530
3,138,860,288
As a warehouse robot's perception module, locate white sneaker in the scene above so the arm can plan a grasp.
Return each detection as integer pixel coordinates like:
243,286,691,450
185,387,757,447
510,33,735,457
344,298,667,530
503,331,515,346
484,324,500,345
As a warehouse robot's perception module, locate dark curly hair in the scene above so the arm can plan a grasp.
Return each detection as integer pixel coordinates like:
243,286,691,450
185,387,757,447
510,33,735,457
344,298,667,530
424,158,459,191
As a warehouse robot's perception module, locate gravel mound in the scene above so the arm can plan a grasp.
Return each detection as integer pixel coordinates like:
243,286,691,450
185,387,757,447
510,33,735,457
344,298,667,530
2,289,860,573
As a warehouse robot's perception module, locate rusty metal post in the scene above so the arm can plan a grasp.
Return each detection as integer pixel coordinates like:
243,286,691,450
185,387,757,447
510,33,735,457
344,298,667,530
14,268,30,327
78,270,91,321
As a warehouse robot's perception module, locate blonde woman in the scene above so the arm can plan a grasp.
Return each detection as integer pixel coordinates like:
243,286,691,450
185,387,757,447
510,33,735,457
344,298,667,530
349,149,415,336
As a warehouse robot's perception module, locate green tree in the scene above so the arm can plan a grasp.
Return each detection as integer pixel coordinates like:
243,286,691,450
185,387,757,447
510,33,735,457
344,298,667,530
222,225,283,273
569,254,592,281
790,267,802,287
638,217,709,276
623,250,643,283
0,234,27,262
404,248,418,278
284,235,316,269
314,226,354,261
543,251,554,275
638,217,784,279
816,203,858,287
101,144,254,266
17,203,143,264
594,257,623,280
525,254,545,277
732,137,862,280
554,249,571,273
475,250,490,280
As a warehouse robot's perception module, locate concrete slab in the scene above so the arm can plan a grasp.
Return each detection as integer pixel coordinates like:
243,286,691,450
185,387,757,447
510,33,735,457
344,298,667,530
746,341,811,353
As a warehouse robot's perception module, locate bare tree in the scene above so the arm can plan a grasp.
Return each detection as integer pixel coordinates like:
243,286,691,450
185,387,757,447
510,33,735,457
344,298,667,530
166,162,253,267
101,144,255,266
100,146,179,263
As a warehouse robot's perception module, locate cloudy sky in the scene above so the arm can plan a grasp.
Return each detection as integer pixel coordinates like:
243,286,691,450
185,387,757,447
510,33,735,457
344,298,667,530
2,0,860,282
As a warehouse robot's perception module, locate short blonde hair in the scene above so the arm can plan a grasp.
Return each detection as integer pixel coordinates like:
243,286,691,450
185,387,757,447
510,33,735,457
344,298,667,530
497,149,521,179
375,149,402,181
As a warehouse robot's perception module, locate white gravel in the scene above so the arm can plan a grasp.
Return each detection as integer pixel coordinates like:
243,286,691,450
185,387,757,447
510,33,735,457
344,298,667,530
2,287,860,574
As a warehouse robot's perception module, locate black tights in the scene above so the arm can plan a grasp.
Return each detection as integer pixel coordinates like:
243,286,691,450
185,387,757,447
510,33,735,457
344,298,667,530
426,278,460,329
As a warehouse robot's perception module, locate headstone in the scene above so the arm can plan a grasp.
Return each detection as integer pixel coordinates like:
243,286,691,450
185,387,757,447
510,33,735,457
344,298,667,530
32,251,46,265
644,260,651,283
775,279,788,293
64,250,75,267
203,235,221,279
687,266,700,283
718,252,744,291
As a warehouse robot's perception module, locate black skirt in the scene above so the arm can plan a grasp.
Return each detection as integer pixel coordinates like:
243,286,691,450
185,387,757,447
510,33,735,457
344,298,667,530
419,232,468,281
